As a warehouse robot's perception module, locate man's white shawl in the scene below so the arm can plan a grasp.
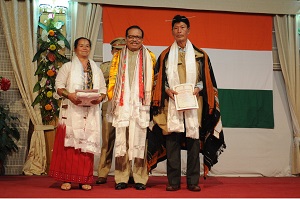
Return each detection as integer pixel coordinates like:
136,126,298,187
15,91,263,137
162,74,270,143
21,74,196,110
111,46,153,160
166,40,199,139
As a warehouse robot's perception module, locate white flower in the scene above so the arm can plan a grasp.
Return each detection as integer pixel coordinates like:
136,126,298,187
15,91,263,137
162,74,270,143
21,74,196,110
57,40,65,48
53,92,60,100
41,30,48,41
48,13,54,19
54,22,63,29
41,55,47,63
40,77,47,87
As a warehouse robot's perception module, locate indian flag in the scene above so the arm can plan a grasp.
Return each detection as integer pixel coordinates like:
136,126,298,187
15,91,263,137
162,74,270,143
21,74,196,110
102,6,274,128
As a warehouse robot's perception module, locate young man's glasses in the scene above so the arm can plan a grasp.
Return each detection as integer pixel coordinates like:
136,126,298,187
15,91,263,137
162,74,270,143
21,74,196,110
127,35,143,40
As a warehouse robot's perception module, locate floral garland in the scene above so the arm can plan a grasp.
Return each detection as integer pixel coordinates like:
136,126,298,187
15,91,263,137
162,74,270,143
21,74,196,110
32,14,70,124
107,50,120,101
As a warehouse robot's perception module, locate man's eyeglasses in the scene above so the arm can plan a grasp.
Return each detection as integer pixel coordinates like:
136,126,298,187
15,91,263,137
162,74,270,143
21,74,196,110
127,35,143,40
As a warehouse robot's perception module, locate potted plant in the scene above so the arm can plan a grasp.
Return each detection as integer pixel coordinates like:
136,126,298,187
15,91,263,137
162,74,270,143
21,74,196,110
0,76,20,175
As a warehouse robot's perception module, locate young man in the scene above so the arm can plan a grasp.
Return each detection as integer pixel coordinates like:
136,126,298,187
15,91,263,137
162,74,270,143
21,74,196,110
151,15,225,192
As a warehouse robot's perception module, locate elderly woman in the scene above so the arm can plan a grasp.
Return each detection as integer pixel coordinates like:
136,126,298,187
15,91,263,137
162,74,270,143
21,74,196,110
49,37,106,191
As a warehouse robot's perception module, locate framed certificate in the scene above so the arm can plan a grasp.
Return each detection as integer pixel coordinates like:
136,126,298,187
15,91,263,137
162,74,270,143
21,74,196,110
75,89,100,106
173,83,199,111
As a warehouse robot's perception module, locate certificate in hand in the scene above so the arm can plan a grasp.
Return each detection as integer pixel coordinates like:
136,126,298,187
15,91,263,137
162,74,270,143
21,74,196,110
173,83,199,111
75,89,100,106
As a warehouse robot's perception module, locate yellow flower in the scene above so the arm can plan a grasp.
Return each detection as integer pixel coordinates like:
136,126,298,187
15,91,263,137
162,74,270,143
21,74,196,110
49,44,56,51
45,104,52,111
46,91,53,98
48,30,55,36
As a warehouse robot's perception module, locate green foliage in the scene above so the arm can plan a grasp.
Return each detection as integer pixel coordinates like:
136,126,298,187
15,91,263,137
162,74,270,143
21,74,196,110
0,104,20,175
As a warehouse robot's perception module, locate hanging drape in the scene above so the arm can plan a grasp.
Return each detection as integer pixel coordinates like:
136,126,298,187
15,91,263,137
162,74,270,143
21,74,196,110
274,15,300,174
0,0,54,175
70,2,102,59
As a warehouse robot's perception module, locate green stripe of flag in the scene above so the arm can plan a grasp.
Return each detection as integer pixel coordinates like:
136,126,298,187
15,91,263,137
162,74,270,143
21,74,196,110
219,89,274,128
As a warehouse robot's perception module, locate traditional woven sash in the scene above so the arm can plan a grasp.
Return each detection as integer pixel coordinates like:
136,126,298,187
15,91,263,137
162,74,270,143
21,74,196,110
86,60,93,89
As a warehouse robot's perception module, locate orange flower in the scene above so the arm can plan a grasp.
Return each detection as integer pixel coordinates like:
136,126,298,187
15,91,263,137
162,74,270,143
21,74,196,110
47,69,55,77
45,104,52,110
48,30,55,36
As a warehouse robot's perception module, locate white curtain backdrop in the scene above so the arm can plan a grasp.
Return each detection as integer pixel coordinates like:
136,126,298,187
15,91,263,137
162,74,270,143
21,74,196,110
0,0,54,175
70,2,102,59
274,15,300,174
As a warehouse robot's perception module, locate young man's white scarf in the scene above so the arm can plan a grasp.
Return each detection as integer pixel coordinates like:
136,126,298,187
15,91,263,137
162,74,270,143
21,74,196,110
166,40,199,139
112,46,153,160
64,55,101,154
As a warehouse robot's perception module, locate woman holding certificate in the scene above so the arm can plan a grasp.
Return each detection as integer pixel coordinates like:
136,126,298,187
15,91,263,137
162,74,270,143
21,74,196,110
151,15,226,192
49,37,106,191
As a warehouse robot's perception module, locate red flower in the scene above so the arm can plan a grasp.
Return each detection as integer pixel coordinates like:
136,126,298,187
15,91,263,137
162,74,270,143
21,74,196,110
47,52,56,62
0,77,11,91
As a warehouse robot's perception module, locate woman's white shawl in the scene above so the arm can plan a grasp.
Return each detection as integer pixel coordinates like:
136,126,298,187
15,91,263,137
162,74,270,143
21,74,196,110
55,55,106,154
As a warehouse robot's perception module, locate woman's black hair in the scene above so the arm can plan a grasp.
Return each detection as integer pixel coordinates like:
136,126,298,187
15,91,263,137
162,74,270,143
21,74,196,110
74,37,92,48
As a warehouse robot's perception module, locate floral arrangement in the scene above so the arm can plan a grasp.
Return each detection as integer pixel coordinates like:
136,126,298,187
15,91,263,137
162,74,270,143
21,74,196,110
32,14,70,124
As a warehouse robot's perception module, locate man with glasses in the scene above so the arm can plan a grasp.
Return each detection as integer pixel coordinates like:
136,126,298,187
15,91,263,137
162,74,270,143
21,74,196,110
107,25,156,190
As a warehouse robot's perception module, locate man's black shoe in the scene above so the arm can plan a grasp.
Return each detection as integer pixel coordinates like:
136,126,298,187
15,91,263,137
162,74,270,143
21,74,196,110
135,183,146,190
95,177,107,184
115,182,128,190
187,184,201,192
166,184,180,191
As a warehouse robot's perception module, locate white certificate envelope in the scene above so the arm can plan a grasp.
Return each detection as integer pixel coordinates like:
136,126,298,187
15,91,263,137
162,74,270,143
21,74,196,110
75,89,100,106
173,83,199,111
